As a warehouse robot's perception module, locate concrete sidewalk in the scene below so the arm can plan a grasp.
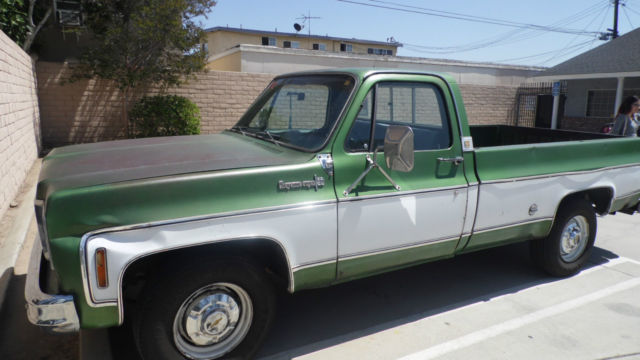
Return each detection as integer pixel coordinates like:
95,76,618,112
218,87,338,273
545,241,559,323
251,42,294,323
0,159,41,311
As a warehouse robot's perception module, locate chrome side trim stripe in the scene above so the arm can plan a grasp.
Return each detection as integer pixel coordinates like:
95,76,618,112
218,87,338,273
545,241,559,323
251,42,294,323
472,218,554,234
614,189,640,200
292,258,336,272
339,235,460,261
479,162,640,185
338,184,468,202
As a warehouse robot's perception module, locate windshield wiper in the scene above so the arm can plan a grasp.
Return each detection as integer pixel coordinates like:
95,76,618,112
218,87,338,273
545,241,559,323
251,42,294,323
230,125,250,136
256,130,281,147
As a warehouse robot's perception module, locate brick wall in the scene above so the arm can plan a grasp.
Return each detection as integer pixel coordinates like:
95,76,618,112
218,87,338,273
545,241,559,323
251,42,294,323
0,31,40,221
36,62,274,148
36,61,518,147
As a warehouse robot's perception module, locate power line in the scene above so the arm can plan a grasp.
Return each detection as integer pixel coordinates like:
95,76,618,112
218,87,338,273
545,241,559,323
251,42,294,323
623,3,640,16
535,2,611,66
400,2,608,54
337,0,603,36
622,7,635,28
493,39,596,63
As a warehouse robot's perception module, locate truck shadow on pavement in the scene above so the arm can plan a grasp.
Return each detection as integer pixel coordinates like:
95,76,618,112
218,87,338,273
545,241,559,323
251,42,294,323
105,243,619,360
0,270,78,360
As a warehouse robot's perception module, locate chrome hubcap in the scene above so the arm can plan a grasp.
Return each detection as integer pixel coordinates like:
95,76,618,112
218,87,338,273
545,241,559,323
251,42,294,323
174,283,253,359
560,215,589,262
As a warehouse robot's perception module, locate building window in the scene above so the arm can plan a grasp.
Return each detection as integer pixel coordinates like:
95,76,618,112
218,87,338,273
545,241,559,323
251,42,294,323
313,43,326,51
283,41,299,48
340,43,353,52
262,37,276,46
368,48,393,55
586,89,640,117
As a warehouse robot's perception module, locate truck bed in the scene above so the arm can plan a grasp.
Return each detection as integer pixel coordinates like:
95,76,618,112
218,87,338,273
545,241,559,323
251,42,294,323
470,125,615,147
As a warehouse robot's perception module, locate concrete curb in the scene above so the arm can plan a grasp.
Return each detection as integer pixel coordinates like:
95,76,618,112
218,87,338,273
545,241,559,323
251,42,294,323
0,160,40,311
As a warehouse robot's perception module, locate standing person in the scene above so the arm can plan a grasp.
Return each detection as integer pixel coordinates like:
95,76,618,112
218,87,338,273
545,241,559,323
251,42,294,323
612,95,640,137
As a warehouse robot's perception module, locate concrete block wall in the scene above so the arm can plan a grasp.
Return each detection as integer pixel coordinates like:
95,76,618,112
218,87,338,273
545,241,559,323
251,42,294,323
459,84,519,126
37,61,273,147
36,61,518,147
0,31,40,221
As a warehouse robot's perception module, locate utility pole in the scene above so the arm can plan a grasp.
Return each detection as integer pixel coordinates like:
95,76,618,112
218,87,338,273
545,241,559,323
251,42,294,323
612,0,620,39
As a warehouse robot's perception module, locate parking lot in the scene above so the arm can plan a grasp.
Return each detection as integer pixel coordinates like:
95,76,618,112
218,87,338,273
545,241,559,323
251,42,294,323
1,214,639,360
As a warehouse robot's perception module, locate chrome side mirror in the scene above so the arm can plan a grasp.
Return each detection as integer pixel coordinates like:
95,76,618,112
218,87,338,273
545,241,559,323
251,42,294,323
384,125,414,172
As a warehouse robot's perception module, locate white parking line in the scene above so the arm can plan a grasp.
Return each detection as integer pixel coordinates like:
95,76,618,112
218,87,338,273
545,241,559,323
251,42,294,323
398,276,640,360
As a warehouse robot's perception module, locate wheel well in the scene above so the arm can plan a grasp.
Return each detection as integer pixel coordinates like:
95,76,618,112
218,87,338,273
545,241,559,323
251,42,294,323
121,239,291,304
560,187,613,215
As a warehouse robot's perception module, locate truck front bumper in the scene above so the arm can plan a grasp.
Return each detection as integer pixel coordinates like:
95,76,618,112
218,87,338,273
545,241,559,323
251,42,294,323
25,237,80,333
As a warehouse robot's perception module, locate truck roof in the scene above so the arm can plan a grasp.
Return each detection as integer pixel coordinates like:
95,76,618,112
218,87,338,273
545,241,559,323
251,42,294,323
274,68,458,85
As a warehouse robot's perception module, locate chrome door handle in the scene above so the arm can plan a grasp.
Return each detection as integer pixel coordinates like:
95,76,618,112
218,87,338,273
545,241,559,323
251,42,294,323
437,156,464,165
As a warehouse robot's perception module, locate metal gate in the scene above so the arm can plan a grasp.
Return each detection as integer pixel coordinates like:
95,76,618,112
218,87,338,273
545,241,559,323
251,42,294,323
512,82,567,128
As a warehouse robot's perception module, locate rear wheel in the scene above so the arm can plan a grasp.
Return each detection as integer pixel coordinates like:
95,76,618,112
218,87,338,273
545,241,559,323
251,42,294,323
531,198,596,277
134,259,275,360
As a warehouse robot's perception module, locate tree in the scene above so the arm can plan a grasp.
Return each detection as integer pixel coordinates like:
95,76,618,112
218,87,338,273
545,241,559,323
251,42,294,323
0,0,52,52
70,0,216,135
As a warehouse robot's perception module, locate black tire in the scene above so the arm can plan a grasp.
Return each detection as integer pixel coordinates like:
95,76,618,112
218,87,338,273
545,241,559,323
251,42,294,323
133,258,276,360
531,197,597,277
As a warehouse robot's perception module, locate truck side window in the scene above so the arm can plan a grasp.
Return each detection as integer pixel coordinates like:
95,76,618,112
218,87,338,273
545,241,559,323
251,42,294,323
376,82,451,151
346,82,451,152
345,90,374,152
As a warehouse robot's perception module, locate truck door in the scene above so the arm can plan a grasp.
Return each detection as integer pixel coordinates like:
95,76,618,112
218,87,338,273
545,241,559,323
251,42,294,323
333,75,468,280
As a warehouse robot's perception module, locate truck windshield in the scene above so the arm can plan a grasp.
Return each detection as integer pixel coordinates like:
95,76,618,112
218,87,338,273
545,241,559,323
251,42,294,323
231,75,356,151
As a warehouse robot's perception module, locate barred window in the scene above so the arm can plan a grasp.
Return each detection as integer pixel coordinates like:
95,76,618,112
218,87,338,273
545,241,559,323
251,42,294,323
586,90,616,117
586,89,640,117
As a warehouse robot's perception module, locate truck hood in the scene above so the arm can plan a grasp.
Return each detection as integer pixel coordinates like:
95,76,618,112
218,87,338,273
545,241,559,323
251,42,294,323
38,132,313,197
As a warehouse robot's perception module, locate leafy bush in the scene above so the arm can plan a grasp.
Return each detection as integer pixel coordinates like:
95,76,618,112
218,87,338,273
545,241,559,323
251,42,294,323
0,0,28,46
129,95,201,138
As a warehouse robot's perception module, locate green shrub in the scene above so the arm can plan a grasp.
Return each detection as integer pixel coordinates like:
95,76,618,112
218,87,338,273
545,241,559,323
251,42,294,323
129,95,201,138
0,0,28,47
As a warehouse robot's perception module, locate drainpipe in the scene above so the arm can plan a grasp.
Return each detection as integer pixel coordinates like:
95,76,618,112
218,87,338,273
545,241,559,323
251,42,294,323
614,77,625,116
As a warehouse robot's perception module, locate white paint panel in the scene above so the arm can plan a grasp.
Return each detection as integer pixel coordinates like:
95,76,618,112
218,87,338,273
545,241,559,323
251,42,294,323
338,189,467,257
85,204,337,303
475,166,640,231
462,184,479,235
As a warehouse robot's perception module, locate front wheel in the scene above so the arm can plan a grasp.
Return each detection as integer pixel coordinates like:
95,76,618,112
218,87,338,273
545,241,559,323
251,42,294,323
531,198,597,277
134,259,275,360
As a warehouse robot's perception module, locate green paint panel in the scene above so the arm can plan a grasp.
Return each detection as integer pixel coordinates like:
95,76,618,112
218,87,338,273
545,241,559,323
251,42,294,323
461,220,552,254
474,137,640,181
337,239,458,283
292,262,337,291
331,73,467,199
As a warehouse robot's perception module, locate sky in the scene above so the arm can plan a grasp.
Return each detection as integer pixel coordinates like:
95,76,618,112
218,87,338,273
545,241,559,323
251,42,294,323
194,0,639,68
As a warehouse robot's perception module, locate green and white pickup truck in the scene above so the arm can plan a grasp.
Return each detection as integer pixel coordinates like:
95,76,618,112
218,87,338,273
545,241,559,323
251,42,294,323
26,69,640,359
